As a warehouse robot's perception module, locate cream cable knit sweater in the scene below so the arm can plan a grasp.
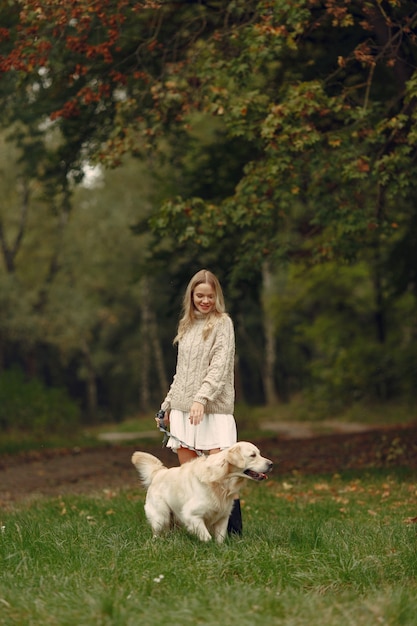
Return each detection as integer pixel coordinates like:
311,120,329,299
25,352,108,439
161,313,235,415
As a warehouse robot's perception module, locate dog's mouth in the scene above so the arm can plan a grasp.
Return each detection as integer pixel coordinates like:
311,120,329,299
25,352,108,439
243,469,269,481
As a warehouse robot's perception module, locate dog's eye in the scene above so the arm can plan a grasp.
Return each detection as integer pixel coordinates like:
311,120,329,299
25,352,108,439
250,452,256,458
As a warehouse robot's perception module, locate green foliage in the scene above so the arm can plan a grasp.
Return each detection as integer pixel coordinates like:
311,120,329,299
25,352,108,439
265,262,417,408
0,141,175,418
141,2,417,292
1,1,417,417
0,367,80,436
1,473,417,625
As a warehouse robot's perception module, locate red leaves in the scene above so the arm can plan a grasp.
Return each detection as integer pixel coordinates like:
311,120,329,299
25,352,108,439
50,100,80,120
147,39,158,52
354,43,374,66
356,158,370,173
0,27,10,41
2,0,128,73
0,0,140,128
66,34,88,55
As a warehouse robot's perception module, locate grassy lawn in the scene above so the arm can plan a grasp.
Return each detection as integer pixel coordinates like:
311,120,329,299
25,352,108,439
1,470,417,625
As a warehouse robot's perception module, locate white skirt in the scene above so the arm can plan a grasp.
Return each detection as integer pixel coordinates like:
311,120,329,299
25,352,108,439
166,409,237,453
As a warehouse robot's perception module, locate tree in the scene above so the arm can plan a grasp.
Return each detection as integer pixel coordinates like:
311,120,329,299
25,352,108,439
2,2,416,265
145,1,417,391
2,1,417,412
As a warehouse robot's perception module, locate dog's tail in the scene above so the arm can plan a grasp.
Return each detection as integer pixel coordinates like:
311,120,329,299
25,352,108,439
131,451,165,488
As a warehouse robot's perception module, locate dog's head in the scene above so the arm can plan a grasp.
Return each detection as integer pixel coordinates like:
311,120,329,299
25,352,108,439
226,442,273,481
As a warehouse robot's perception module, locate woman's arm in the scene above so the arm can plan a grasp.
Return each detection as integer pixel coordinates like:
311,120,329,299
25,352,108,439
193,315,235,407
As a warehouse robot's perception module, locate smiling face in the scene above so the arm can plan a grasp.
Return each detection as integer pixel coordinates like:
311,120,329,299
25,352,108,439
192,282,216,315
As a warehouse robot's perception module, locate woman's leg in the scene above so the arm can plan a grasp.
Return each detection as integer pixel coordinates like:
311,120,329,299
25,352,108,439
227,499,242,536
177,447,198,464
178,447,219,464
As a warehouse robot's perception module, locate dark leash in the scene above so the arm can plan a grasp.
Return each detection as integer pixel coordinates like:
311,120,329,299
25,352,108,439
156,410,204,457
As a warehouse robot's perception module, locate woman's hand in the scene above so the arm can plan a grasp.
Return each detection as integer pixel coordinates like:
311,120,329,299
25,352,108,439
155,410,170,428
189,401,204,425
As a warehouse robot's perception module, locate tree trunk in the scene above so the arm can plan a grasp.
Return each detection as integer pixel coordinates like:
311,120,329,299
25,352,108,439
373,261,385,345
149,306,169,397
0,334,4,373
82,342,98,421
140,317,151,411
0,177,30,274
261,262,278,405
371,185,388,400
373,185,386,345
139,276,169,410
139,277,151,411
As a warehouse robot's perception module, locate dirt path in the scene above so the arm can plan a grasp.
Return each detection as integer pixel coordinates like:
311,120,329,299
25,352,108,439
1,424,417,509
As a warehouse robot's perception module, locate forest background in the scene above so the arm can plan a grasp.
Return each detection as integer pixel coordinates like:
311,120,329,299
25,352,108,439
0,0,416,439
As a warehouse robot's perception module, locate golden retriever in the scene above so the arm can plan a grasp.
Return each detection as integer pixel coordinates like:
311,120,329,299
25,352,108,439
131,441,273,543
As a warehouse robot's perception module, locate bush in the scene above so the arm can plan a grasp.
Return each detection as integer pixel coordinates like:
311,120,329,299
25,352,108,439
0,367,80,436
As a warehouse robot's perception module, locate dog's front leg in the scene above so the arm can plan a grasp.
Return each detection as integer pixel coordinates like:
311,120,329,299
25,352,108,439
212,517,229,544
183,515,212,542
180,502,212,541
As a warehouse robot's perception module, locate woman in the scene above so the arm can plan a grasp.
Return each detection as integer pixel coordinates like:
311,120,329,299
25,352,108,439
158,269,242,535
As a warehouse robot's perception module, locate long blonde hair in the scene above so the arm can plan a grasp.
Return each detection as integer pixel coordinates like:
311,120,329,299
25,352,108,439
174,269,226,344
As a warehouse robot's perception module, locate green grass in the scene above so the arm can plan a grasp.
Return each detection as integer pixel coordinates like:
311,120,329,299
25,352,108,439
1,471,417,625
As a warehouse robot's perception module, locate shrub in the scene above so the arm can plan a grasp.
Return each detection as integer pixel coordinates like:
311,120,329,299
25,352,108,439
0,367,80,436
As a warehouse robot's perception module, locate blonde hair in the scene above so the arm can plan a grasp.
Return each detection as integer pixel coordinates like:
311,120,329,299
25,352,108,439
174,269,226,344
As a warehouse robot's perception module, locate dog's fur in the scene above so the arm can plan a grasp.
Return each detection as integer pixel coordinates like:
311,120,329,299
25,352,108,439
131,441,273,543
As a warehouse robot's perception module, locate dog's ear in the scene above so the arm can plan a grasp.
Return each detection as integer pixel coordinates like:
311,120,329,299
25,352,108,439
226,444,245,469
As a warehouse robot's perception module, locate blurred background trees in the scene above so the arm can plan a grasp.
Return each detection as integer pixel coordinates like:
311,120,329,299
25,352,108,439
0,0,416,433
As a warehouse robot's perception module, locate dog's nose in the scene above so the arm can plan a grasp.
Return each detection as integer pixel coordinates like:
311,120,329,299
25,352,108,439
266,460,273,472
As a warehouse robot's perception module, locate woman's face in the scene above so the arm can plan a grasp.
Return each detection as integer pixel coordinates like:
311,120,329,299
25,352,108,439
192,282,215,315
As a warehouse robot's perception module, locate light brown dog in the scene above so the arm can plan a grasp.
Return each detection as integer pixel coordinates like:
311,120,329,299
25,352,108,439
131,441,273,543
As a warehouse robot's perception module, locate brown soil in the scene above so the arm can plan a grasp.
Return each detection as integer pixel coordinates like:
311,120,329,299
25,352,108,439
1,424,417,509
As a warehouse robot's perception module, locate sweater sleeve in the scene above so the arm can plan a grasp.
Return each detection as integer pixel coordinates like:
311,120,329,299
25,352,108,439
193,315,235,406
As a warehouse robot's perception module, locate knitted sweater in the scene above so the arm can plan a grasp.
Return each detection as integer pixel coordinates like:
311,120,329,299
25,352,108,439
161,313,235,415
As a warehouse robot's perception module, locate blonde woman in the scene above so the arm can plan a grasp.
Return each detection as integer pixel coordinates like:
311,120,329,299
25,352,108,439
158,269,242,534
